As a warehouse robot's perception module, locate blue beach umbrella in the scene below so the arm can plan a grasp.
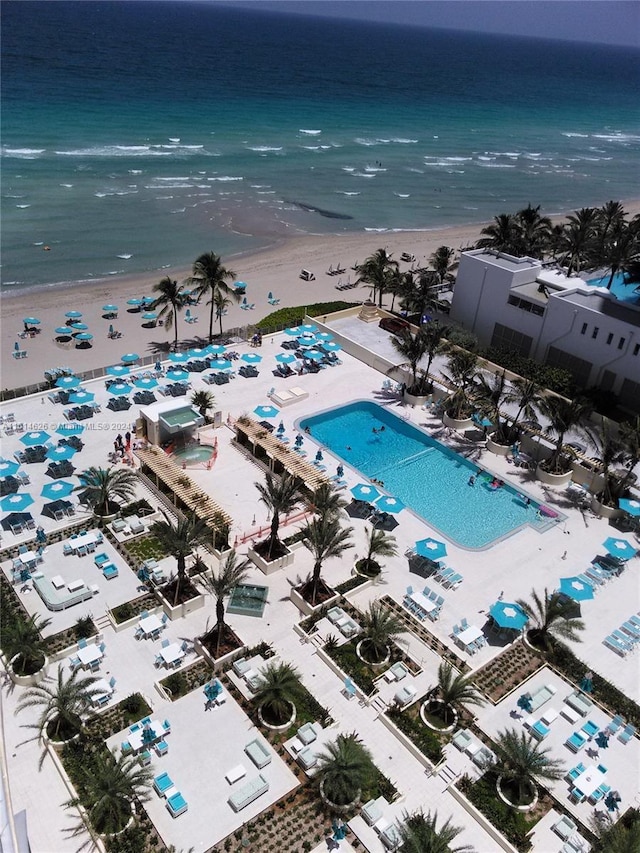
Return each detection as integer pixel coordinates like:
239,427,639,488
602,537,637,560
23,317,41,326
489,601,529,631
141,312,157,321
234,281,247,291
127,297,143,307
294,434,304,447
71,322,89,331
65,311,83,319
121,353,140,363
141,295,155,305
46,445,77,461
55,327,72,335
284,326,302,336
207,344,227,356
187,348,207,359
316,332,333,341
415,537,447,560
102,304,118,313
375,495,405,513
300,324,318,334
106,364,130,377
0,460,20,478
350,483,381,502
1,493,34,512
323,341,342,352
618,498,640,517
41,480,75,499
168,352,189,364
559,576,595,602
304,350,324,361
275,352,296,364
56,375,81,389
209,358,232,372
14,342,20,351
134,376,159,390
472,413,492,428
254,405,279,419
56,423,85,436
108,382,132,396
166,369,189,382
241,353,262,364
75,333,93,341
69,390,95,404
297,337,318,348
277,422,285,434
21,431,51,446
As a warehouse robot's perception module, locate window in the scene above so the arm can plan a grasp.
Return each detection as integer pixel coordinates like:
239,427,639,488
546,347,593,386
581,323,588,335
507,295,545,316
633,344,640,356
490,324,533,357
617,337,625,350
592,327,599,339
606,333,614,345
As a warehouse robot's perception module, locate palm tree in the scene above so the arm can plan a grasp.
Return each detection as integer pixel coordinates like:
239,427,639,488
16,664,101,767
504,377,542,444
400,270,447,320
399,809,475,853
536,394,593,474
476,213,520,254
306,482,348,520
440,350,478,419
150,511,211,605
254,472,299,560
359,601,404,664
494,728,565,806
65,749,153,836
253,661,300,726
3,613,51,676
591,419,629,508
598,218,640,290
515,204,552,258
594,200,627,260
618,415,640,495
555,207,599,275
356,248,398,307
516,588,584,652
75,466,138,517
389,325,446,397
198,550,250,658
472,370,511,443
356,525,397,577
191,389,215,420
187,251,238,342
299,514,354,606
429,245,458,284
431,661,485,725
316,733,375,807
213,289,233,336
152,276,185,351
590,810,640,853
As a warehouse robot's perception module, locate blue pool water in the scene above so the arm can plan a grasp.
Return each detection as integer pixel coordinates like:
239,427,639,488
586,272,639,303
300,401,560,550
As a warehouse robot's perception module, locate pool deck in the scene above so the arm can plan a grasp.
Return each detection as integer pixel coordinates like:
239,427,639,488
1,316,639,852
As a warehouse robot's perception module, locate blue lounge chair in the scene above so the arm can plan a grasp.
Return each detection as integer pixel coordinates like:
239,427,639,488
121,741,132,754
94,553,109,566
565,731,587,752
103,564,118,580
618,723,636,744
153,772,174,795
162,719,171,733
606,715,623,735
603,635,629,656
166,791,188,817
597,763,608,774
581,720,599,739
569,787,586,803
155,739,169,756
109,676,117,689
531,720,550,740
63,543,73,556
452,624,461,636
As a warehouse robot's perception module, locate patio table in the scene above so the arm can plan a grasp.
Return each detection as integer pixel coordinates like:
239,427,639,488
457,625,483,650
225,764,246,784
573,765,607,798
128,719,163,753
407,591,437,618
160,643,185,668
138,615,163,638
18,550,38,566
77,644,103,669
68,531,100,551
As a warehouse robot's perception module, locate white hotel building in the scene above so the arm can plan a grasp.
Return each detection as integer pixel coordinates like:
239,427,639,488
449,249,640,413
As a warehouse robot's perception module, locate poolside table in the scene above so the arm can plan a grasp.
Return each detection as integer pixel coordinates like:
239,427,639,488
18,550,38,567
407,591,437,619
77,644,103,669
128,719,163,753
66,531,100,552
138,614,163,638
457,625,484,651
159,643,185,668
573,764,607,798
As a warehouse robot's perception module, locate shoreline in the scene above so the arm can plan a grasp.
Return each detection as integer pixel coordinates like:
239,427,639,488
3,201,639,390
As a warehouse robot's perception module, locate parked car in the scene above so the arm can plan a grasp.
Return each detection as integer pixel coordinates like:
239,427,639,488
379,317,410,335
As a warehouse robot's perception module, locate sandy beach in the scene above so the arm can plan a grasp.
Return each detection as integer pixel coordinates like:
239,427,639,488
3,202,639,390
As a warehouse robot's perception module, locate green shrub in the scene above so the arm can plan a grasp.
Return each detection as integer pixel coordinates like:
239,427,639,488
163,672,188,699
254,301,358,331
482,347,575,396
324,640,376,695
75,615,96,640
335,575,368,594
459,773,534,851
386,706,443,763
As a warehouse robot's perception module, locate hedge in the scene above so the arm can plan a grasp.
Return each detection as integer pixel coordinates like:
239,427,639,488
254,301,359,330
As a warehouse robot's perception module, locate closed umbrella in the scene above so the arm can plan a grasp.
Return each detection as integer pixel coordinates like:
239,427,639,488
14,342,20,352
56,423,85,436
558,576,595,602
375,495,405,513
56,375,81,389
106,364,130,377
241,353,262,364
108,382,131,396
489,601,529,631
41,480,75,499
1,493,34,512
350,483,381,502
69,390,94,404
275,352,296,364
120,353,140,363
602,537,637,560
46,445,77,461
277,422,285,434
336,464,344,478
294,434,304,447
20,431,51,446
579,670,594,694
415,537,448,560
315,449,324,462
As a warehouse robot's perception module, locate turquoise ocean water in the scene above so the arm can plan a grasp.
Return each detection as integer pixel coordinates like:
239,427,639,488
2,1,639,292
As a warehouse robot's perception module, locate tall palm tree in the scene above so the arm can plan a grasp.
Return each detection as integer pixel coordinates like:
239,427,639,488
598,219,640,290
306,482,348,520
555,207,599,275
472,370,511,443
356,248,398,307
432,661,485,725
190,389,215,419
504,377,542,444
3,613,51,676
65,749,153,836
152,276,185,351
494,728,565,806
429,245,458,284
16,664,101,767
316,733,375,807
299,514,354,606
536,395,593,474
516,588,584,652
594,200,627,261
399,809,475,853
253,661,300,726
618,415,640,495
590,810,640,853
198,550,250,657
515,204,552,258
75,466,138,517
357,525,398,576
476,214,520,254
389,326,442,396
254,472,299,560
188,251,238,342
359,601,404,664
213,289,233,336
150,511,211,605
400,270,447,320
591,419,629,508
440,350,478,419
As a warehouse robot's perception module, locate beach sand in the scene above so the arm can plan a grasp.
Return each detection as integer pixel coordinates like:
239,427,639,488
3,203,639,390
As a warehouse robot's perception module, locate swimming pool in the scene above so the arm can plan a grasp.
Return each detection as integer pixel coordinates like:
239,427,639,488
227,584,268,618
300,401,561,550
171,445,215,466
586,272,639,303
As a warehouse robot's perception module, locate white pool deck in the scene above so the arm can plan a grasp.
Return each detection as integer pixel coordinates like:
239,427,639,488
1,317,639,852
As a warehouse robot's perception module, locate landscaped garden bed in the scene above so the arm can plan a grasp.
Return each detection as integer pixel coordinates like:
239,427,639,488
386,703,444,764
44,616,98,656
160,658,214,701
85,692,153,741
473,641,543,703
111,593,159,624
121,534,170,565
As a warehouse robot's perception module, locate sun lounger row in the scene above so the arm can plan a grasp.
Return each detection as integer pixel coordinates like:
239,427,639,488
603,613,640,655
432,565,464,589
451,729,497,768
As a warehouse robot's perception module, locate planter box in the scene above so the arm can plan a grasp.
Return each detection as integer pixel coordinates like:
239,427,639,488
156,590,205,620
486,436,511,456
248,545,294,575
290,586,340,617
9,654,48,686
195,637,246,672
443,413,473,431
535,463,573,487
590,496,623,520
403,390,429,408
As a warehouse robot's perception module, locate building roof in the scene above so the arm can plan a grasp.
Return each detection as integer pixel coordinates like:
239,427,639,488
556,289,640,326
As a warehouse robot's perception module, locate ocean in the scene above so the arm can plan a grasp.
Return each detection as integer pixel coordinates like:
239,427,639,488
2,1,639,292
